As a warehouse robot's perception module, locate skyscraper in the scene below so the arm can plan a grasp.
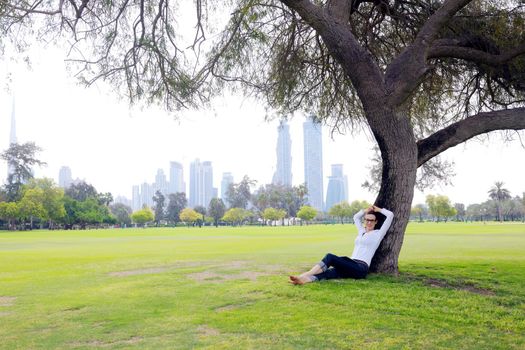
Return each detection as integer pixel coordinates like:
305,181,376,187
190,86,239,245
58,166,73,189
141,182,154,208
303,117,324,211
9,97,16,146
169,161,185,194
189,159,215,208
7,97,17,179
132,185,141,211
325,164,349,211
272,120,292,186
154,168,169,197
202,161,215,208
221,172,234,205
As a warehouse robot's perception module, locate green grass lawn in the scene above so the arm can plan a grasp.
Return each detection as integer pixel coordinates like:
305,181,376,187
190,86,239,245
1,222,524,349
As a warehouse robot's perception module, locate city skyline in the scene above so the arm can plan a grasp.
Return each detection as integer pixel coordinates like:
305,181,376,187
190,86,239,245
1,48,524,208
57,117,336,211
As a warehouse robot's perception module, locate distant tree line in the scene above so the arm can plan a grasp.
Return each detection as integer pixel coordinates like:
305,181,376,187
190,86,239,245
148,176,318,227
411,182,525,223
0,143,120,230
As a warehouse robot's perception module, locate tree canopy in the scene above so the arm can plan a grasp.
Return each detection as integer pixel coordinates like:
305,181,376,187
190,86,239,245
3,1,523,122
131,207,155,227
179,208,202,226
225,176,256,209
1,142,46,201
152,190,166,225
297,205,317,223
166,192,187,224
208,198,226,227
426,194,457,221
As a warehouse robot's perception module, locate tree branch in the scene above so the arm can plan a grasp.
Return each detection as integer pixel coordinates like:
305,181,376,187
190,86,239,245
428,43,525,66
280,0,386,110
385,0,473,107
279,0,325,28
326,0,351,23
2,0,63,16
417,108,525,166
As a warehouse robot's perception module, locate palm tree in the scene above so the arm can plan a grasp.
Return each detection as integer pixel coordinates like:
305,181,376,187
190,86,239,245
488,181,511,222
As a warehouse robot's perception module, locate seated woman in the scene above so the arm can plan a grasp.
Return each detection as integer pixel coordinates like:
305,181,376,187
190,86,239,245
289,205,394,284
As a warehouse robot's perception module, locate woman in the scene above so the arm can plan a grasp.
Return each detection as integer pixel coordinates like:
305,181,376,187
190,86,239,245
289,205,394,284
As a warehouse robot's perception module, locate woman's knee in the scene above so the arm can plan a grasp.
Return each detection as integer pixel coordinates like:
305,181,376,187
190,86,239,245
323,253,337,264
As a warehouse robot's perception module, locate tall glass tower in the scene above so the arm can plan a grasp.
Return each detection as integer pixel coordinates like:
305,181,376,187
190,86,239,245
132,185,141,211
303,117,324,211
221,172,234,205
189,159,215,208
154,169,169,197
7,97,17,179
272,120,292,186
169,161,185,194
141,182,154,208
325,164,349,211
58,166,73,189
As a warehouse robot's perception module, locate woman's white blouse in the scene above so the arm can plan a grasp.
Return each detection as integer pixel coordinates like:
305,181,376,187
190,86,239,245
350,208,394,266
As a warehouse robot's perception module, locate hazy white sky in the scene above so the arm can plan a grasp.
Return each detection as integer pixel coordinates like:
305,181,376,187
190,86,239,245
1,47,524,207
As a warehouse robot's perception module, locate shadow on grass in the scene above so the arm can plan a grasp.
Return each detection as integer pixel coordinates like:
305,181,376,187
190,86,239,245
396,272,496,295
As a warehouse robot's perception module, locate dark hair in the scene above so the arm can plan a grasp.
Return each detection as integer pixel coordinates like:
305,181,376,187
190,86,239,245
367,210,386,230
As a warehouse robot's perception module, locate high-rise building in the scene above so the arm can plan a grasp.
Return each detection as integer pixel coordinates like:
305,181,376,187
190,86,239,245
325,164,349,211
272,120,292,186
9,97,16,146
140,182,154,208
132,185,141,211
221,172,234,205
169,161,185,194
202,161,215,208
303,117,324,211
58,166,73,189
189,159,215,208
154,168,169,197
7,97,17,179
189,159,201,208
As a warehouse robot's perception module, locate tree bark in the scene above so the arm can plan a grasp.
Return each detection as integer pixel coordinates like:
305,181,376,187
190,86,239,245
366,108,418,275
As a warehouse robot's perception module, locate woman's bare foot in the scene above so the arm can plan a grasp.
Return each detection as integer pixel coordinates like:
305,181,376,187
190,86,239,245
300,263,323,278
289,275,312,285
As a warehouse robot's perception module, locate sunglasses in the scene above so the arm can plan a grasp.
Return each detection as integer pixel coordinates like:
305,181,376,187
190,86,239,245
364,218,376,223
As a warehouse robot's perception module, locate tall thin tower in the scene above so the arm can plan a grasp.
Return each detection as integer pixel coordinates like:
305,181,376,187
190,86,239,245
9,97,17,145
189,159,215,208
7,96,17,179
169,161,185,194
272,120,292,186
303,117,324,211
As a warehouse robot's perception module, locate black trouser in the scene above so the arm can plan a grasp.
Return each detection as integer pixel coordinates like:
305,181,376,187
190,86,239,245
313,253,369,280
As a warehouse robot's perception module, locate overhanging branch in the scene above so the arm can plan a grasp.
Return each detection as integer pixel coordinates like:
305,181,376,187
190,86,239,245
417,108,525,166
385,0,473,106
280,0,387,107
429,43,525,66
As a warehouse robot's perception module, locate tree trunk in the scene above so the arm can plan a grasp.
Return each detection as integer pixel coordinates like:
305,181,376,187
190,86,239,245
367,109,418,275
